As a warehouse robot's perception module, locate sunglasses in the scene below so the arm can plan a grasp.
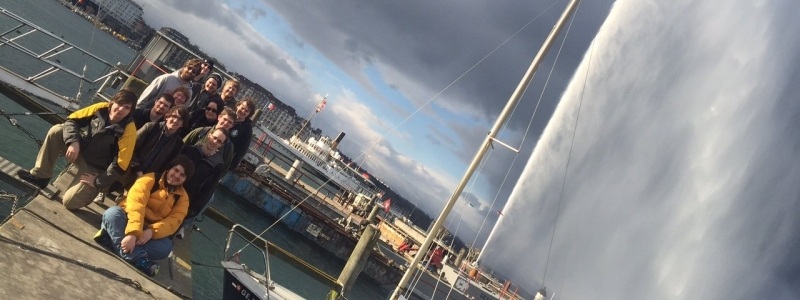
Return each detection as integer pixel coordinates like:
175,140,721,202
205,107,219,113
189,66,201,75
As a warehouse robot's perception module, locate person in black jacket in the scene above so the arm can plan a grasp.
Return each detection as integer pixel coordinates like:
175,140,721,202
187,72,223,112
183,98,221,136
177,127,229,238
123,106,189,187
228,98,255,171
131,93,174,129
95,106,189,204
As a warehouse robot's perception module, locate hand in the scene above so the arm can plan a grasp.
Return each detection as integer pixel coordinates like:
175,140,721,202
79,173,98,188
120,234,137,253
65,142,80,163
136,171,144,178
136,228,153,245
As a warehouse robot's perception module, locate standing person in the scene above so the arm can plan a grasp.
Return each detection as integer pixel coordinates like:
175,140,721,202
177,128,229,238
228,98,255,171
136,58,201,109
187,73,223,112
183,107,236,170
130,93,173,128
184,101,220,134
94,155,194,276
190,59,213,85
219,79,240,110
16,90,137,210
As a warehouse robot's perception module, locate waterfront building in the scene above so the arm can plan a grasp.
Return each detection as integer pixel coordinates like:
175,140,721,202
95,0,143,30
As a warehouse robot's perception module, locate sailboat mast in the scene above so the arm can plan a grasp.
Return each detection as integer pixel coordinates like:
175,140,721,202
389,0,581,298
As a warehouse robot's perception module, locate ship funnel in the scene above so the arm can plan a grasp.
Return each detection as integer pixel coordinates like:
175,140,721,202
331,132,346,150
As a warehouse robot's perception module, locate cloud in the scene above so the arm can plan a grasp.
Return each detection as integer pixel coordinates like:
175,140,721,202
481,0,800,298
134,0,611,245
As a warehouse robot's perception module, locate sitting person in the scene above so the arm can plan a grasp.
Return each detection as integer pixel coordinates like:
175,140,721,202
94,155,194,276
95,106,189,204
177,127,229,238
17,89,137,210
131,93,174,129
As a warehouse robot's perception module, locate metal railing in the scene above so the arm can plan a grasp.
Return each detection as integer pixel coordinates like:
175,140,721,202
0,6,127,109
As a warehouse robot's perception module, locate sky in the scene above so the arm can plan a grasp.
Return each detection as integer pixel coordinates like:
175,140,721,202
133,0,613,246
481,0,800,299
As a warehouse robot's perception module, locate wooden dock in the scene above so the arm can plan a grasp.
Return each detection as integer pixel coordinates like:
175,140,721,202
0,156,192,299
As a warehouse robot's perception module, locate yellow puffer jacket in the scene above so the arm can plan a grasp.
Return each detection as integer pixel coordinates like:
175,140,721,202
120,173,189,240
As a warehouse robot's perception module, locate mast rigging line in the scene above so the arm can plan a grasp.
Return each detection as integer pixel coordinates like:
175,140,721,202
468,0,584,260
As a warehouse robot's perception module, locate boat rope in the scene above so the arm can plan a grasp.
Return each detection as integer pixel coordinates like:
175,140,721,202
541,1,597,289
0,109,52,146
9,207,191,300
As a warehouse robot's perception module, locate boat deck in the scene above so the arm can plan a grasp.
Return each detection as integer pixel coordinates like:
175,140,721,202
0,156,192,299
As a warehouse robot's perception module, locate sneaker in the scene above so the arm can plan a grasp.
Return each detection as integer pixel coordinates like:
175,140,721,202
132,257,159,277
16,169,50,189
93,229,114,251
93,192,105,204
175,227,185,239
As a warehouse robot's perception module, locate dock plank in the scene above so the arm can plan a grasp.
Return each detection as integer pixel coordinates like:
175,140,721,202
0,156,192,299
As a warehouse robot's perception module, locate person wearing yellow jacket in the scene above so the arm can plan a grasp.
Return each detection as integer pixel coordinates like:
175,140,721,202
94,155,194,276
16,89,137,210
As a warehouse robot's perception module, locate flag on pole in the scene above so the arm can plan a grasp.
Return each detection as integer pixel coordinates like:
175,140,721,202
315,98,327,113
383,198,392,213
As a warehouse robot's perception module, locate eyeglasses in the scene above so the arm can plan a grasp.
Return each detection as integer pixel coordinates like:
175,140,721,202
205,107,219,113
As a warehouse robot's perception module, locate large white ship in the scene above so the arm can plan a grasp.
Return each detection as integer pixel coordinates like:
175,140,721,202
248,125,382,211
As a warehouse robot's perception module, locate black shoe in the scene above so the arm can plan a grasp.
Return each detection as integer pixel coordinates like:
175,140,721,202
132,257,159,277
16,170,50,189
93,229,114,251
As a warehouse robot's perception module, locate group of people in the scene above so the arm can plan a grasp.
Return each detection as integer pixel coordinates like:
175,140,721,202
16,58,256,277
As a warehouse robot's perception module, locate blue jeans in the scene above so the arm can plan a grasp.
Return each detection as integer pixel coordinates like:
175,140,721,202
101,206,173,261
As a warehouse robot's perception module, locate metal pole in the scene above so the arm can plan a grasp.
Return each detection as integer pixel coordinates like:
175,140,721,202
389,0,581,298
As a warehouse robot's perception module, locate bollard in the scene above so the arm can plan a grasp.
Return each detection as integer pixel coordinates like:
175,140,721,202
285,159,303,181
334,224,381,297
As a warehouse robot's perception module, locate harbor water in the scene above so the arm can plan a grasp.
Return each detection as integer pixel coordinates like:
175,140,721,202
0,1,389,298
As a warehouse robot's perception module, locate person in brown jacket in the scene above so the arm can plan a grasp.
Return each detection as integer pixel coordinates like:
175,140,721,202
93,155,194,276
